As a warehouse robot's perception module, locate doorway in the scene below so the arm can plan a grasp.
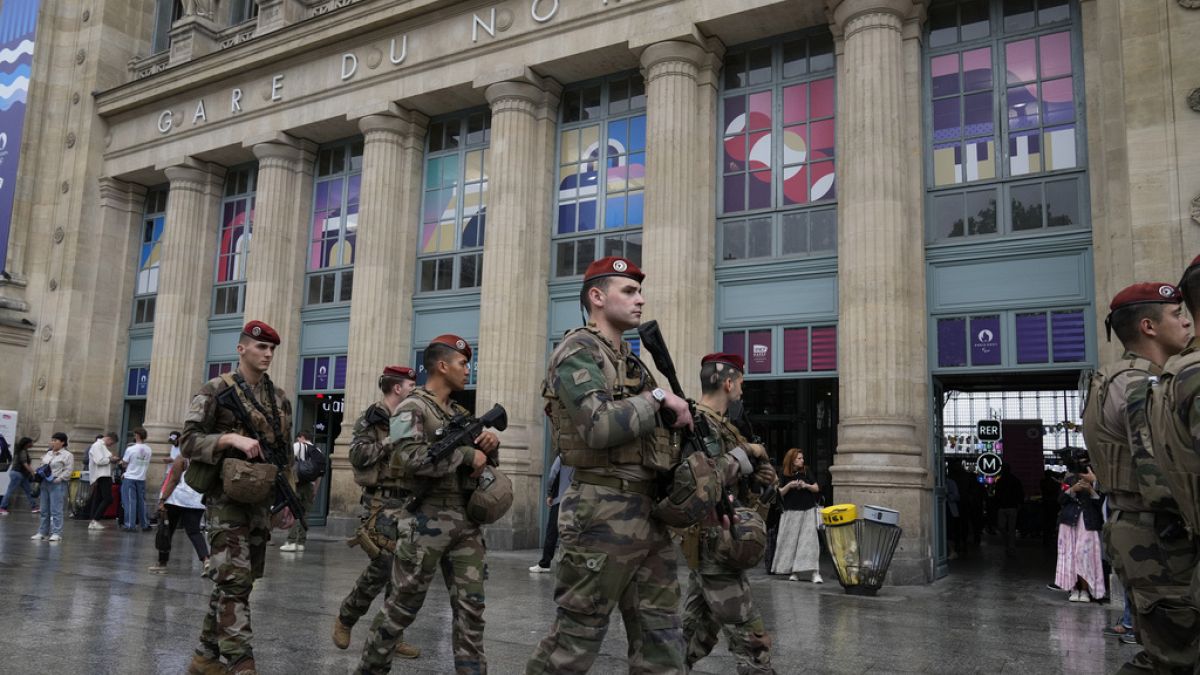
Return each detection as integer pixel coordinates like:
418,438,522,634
295,393,344,527
740,378,838,500
121,400,146,446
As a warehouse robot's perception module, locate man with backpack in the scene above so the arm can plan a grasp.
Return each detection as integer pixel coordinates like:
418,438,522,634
281,430,325,552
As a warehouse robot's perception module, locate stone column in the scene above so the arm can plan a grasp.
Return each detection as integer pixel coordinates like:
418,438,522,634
826,0,932,583
336,108,427,515
638,39,722,396
242,137,315,398
143,160,225,445
475,78,559,549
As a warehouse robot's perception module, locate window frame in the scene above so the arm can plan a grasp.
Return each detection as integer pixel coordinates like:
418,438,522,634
211,164,257,317
304,138,363,307
131,188,168,327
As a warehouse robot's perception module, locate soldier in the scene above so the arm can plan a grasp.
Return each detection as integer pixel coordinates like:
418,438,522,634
1133,260,1200,673
335,365,422,659
1083,282,1194,674
181,320,298,675
356,335,500,675
526,256,697,674
683,352,777,674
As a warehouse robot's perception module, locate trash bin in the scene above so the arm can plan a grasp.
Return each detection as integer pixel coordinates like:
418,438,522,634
821,503,904,596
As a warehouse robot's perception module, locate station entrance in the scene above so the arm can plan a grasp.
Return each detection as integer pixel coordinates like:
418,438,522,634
931,370,1087,579
741,378,838,501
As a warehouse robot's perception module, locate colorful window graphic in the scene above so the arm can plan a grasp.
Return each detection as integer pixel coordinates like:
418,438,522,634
217,167,255,284
126,366,149,398
132,189,167,326
309,141,362,271
300,355,348,392
554,74,646,278
418,111,490,293
935,307,1086,369
723,325,837,376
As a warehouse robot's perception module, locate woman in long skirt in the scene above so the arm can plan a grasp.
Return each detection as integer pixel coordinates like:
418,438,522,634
771,448,824,583
1055,467,1105,601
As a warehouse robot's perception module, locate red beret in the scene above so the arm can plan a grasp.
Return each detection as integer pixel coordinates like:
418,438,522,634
430,334,472,360
382,365,415,380
1109,283,1182,311
241,320,280,345
583,256,644,284
702,352,745,373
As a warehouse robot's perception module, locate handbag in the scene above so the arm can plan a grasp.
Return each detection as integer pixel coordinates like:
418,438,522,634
33,464,52,483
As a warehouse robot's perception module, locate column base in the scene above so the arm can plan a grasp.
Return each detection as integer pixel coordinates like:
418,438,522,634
828,467,934,585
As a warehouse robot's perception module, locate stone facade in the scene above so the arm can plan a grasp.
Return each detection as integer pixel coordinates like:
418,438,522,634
1,0,1197,583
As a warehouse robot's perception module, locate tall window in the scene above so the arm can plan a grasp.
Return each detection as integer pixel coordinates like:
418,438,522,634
229,0,259,24
718,32,838,264
925,0,1084,242
553,73,646,278
213,166,256,316
133,189,168,326
152,0,183,54
417,111,490,293
307,139,362,305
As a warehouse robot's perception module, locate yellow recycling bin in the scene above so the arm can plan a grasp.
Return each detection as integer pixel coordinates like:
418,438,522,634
821,504,860,586
821,503,904,596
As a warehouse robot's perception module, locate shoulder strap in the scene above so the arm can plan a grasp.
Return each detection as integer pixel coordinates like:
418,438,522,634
224,372,285,446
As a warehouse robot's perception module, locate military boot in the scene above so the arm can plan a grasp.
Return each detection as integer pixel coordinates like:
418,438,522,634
185,653,226,675
395,641,421,659
333,618,352,649
228,657,258,674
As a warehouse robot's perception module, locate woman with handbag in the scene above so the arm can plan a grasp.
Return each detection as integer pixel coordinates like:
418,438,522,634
771,447,824,583
148,454,209,575
31,432,73,542
0,437,38,515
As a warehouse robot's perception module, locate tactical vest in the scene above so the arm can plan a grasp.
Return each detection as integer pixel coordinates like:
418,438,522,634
184,372,291,495
350,402,391,488
697,404,754,501
544,326,674,472
1080,354,1157,511
1147,348,1200,532
387,388,473,497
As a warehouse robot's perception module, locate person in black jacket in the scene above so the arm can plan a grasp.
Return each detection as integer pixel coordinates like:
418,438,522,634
993,463,1024,556
1054,466,1106,602
0,437,37,514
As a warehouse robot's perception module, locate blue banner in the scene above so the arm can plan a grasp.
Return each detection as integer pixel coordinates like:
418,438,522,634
0,0,39,276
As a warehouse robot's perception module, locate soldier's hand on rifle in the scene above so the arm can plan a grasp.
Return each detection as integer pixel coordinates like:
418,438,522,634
222,433,263,460
659,391,693,430
272,507,296,530
468,449,488,478
475,431,500,455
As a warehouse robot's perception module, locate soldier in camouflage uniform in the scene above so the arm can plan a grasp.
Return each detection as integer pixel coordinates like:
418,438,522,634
683,352,777,674
526,256,696,675
335,365,423,659
356,335,500,675
1082,282,1195,674
181,321,298,675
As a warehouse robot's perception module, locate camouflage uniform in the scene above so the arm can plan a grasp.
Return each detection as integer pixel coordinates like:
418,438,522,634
681,403,776,674
357,388,487,675
180,372,293,668
1119,346,1200,674
526,324,685,675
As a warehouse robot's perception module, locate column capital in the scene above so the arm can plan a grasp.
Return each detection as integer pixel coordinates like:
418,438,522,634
638,40,710,74
485,79,560,120
826,0,923,35
357,108,429,141
162,159,224,194
97,177,147,212
251,135,316,165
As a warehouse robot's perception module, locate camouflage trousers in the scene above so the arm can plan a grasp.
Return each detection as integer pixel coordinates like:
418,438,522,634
357,501,486,675
196,502,270,666
340,538,456,628
683,569,773,674
1104,512,1200,675
525,483,686,675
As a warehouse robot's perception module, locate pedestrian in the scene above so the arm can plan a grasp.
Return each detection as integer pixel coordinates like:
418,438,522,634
946,462,968,559
528,454,572,574
164,430,182,464
335,364,421,660
0,436,37,514
683,352,777,674
772,447,823,583
180,320,298,675
87,431,120,530
31,432,72,542
1039,469,1062,546
119,427,153,531
526,256,694,674
1081,281,1196,671
356,337,501,675
148,454,209,575
994,462,1023,556
1055,458,1106,602
281,430,318,552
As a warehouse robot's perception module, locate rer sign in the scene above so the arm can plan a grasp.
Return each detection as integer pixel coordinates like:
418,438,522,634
977,419,1001,443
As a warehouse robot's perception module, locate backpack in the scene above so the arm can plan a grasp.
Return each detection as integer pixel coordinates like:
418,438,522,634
295,442,327,484
0,436,10,471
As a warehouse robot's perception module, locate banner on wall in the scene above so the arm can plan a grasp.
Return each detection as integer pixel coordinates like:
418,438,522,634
0,409,18,447
0,0,40,276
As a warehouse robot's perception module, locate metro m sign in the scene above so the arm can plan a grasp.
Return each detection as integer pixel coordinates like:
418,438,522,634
977,420,1001,443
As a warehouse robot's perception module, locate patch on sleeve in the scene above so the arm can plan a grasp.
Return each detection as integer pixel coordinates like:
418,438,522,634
572,369,592,385
389,411,415,442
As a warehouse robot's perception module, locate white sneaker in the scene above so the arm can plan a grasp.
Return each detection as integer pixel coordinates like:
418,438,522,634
48,534,61,542
529,564,552,573
1068,589,1082,602
280,543,298,552
30,533,46,540
788,573,800,581
812,572,824,584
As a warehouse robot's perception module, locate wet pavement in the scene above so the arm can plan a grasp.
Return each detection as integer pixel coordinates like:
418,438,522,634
0,510,1134,674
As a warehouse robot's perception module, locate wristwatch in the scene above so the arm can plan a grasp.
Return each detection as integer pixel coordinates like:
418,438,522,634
651,388,667,404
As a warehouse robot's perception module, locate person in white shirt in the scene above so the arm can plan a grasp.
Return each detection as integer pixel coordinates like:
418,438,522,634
119,427,153,531
148,454,209,575
164,430,182,464
31,432,73,542
87,432,120,530
281,430,320,552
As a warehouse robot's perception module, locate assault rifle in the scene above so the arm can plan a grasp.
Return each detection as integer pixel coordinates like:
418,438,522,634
636,321,736,527
406,403,508,514
215,383,308,530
